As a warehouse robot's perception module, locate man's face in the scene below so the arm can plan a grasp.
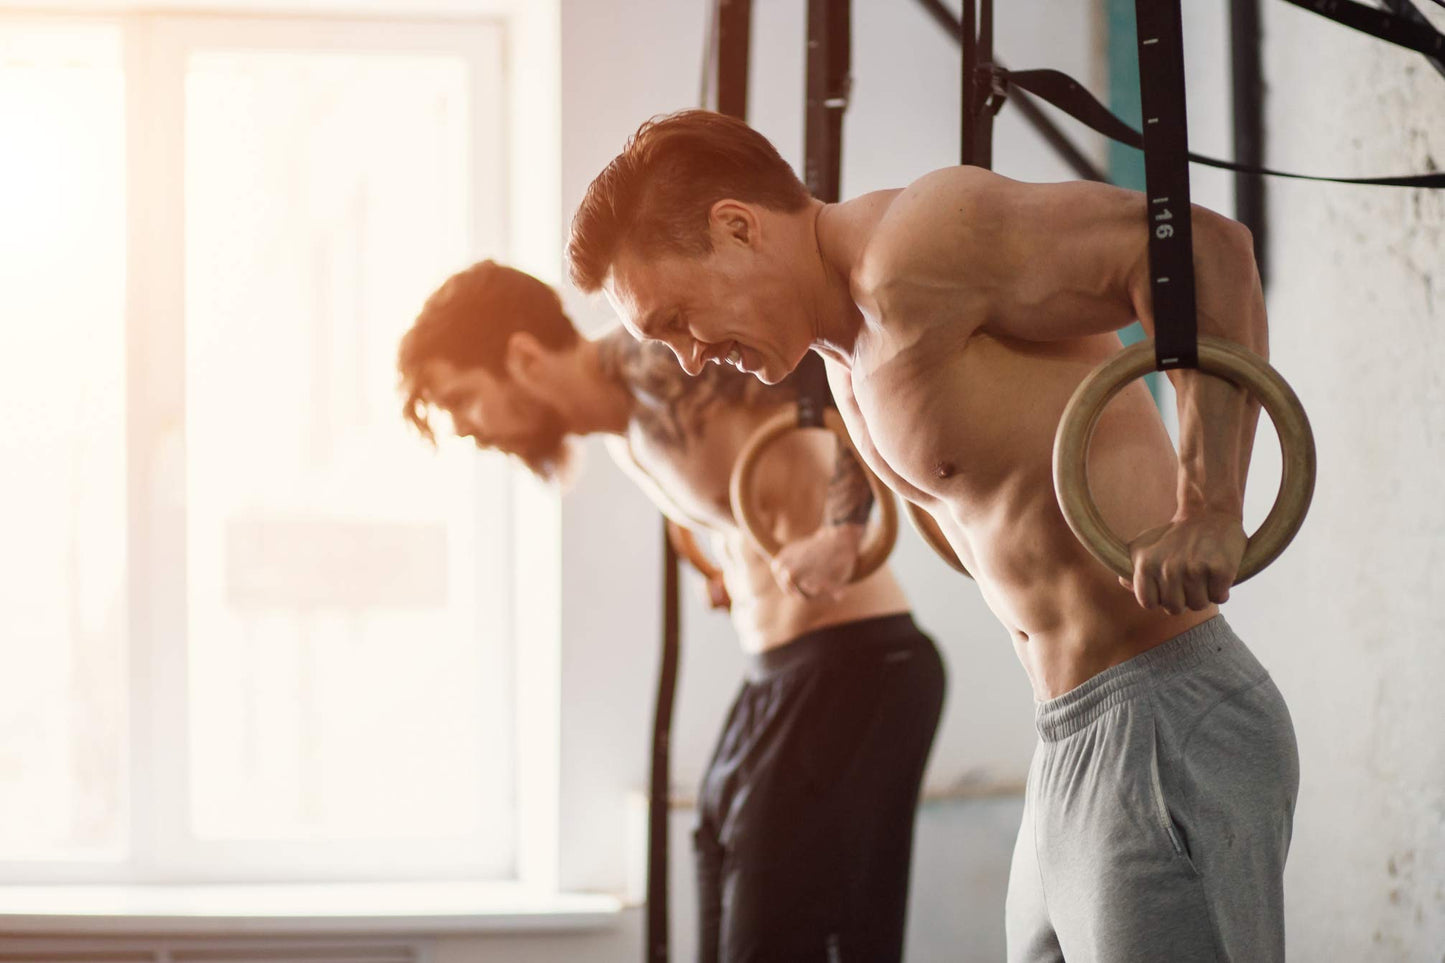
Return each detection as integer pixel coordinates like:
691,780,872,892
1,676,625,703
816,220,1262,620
603,237,811,386
421,359,571,480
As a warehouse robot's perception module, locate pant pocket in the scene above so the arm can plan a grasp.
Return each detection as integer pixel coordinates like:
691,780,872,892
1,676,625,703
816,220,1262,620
1148,711,1200,874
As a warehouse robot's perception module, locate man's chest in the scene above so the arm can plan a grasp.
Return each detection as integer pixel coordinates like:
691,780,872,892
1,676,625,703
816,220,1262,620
625,405,758,531
840,330,1094,517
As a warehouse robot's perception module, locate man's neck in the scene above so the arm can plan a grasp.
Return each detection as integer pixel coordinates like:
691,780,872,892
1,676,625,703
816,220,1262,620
808,198,878,366
560,338,634,437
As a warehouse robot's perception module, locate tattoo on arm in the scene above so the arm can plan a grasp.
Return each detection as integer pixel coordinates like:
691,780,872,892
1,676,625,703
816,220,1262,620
825,443,875,527
597,331,777,451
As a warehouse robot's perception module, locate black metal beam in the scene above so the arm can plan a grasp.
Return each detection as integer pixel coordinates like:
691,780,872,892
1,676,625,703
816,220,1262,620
1230,0,1268,286
976,0,994,167
961,0,977,164
805,0,851,201
1381,0,1445,82
716,0,752,118
912,0,1107,180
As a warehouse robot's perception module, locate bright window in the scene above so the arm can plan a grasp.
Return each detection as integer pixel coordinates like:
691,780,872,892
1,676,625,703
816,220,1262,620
0,19,128,865
0,12,522,883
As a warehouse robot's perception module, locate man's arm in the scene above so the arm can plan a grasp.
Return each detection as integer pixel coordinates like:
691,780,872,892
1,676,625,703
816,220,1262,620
1125,207,1265,610
767,435,875,599
600,329,879,599
596,329,769,452
880,169,1266,610
604,436,733,611
824,440,874,528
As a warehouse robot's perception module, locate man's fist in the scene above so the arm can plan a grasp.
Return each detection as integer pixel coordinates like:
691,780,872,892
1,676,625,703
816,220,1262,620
1119,510,1246,614
770,524,865,600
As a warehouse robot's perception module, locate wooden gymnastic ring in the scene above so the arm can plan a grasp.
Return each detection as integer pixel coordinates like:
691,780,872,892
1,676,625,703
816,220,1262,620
665,520,723,583
729,407,899,582
1052,335,1316,585
904,500,972,579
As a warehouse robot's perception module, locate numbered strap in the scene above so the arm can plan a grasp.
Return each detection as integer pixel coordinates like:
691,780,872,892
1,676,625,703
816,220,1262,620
1134,0,1198,371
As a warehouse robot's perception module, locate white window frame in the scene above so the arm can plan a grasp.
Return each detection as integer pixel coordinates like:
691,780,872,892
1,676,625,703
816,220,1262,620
0,0,563,890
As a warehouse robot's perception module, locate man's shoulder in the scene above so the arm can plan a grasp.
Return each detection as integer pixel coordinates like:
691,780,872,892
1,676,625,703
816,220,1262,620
885,165,1005,227
856,167,1002,287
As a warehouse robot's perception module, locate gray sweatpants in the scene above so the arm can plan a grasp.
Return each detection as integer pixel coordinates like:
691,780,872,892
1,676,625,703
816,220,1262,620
1006,616,1298,962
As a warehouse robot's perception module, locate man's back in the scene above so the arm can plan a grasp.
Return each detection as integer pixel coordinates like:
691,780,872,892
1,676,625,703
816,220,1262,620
597,331,910,651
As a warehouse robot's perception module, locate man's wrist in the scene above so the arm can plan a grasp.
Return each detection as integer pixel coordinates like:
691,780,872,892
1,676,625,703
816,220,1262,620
1176,473,1244,518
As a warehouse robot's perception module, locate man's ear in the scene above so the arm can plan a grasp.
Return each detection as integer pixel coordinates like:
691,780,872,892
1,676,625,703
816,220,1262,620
709,199,759,249
504,331,549,390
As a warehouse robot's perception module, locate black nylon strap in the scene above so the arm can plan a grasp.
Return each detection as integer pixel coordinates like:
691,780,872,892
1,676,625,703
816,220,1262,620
1005,68,1445,189
645,6,753,960
1279,0,1445,58
1135,0,1199,370
647,525,681,963
792,353,833,429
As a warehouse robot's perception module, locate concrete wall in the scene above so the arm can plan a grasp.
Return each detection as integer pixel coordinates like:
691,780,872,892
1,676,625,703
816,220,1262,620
1231,4,1445,958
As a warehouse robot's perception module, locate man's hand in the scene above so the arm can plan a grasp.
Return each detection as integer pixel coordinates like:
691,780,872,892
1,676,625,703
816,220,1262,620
1119,510,1246,614
770,523,865,600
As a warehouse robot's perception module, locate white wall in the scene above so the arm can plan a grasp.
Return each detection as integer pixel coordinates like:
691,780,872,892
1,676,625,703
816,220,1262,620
1178,2,1445,955
1233,5,1445,958
1150,7,1445,956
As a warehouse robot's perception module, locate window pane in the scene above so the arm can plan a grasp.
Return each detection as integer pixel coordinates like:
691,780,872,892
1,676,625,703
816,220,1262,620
182,48,512,862
0,21,128,861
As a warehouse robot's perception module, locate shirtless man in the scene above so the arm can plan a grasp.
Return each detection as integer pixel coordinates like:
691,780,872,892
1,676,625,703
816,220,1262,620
395,260,945,963
569,110,1299,962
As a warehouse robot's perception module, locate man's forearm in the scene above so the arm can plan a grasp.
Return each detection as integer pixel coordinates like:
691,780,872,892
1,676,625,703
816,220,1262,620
824,440,874,530
1146,209,1267,519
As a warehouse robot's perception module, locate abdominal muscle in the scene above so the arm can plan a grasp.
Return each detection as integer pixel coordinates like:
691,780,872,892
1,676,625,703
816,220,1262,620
962,487,1214,700
846,328,1215,700
713,528,910,653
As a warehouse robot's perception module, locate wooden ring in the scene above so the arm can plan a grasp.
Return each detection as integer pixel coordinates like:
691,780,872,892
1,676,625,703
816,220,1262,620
729,408,899,582
904,500,972,578
1052,335,1316,585
665,520,723,583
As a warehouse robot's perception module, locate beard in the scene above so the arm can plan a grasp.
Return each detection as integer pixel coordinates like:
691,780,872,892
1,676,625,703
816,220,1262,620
508,401,577,486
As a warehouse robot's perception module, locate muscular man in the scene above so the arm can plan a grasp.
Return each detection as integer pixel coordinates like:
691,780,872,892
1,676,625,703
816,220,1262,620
569,110,1299,962
395,261,945,963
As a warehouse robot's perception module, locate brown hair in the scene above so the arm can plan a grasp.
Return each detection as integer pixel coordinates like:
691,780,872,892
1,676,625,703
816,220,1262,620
567,109,810,292
397,260,578,442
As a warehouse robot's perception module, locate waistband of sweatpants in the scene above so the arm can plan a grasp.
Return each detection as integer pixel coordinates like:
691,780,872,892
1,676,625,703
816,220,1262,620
1034,615,1255,742
745,611,923,682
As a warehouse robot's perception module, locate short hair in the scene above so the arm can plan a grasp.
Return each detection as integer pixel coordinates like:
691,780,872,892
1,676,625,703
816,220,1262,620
567,109,811,292
397,260,578,442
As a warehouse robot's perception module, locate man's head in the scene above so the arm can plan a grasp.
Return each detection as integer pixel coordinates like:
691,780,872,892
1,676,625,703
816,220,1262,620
567,110,819,385
397,260,579,481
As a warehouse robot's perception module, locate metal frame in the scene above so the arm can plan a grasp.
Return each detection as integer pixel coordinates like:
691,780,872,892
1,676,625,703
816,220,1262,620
914,0,1105,179
1229,0,1268,285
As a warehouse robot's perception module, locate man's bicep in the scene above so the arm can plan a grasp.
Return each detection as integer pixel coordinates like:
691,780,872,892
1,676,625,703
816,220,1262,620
974,179,1152,343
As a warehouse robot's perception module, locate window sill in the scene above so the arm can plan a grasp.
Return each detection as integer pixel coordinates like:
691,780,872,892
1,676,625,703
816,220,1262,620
0,881,622,937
